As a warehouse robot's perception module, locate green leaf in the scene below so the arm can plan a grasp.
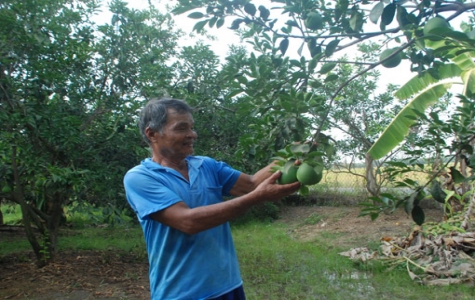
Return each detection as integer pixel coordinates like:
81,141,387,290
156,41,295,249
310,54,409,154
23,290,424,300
216,18,225,28
299,185,309,195
188,12,204,19
193,19,208,32
319,63,336,74
308,57,318,73
381,3,396,25
291,71,307,81
426,38,475,71
396,5,411,28
450,167,465,183
297,41,305,57
307,38,321,57
208,17,217,27
405,189,424,215
466,154,475,169
395,64,461,100
324,74,338,82
229,18,245,30
290,143,310,154
369,1,384,24
309,80,322,88
368,83,450,159
171,6,196,15
244,3,257,16
461,68,475,96
282,159,296,173
430,180,447,204
405,192,417,214
258,6,270,20
325,39,340,57
411,205,425,225
349,10,364,32
279,38,289,55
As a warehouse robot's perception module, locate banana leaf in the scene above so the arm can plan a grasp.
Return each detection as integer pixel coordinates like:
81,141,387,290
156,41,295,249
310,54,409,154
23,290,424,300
368,83,451,160
394,64,461,100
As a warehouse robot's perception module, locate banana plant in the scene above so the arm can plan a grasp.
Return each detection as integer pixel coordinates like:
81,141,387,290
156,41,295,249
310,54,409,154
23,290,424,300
365,29,475,225
368,30,475,160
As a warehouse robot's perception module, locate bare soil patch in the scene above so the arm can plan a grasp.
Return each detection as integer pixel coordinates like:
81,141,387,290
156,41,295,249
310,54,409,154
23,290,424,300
276,205,444,249
0,249,150,300
0,206,444,299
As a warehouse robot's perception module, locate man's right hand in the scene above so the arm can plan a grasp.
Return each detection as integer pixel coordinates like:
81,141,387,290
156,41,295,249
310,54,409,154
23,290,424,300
251,170,300,202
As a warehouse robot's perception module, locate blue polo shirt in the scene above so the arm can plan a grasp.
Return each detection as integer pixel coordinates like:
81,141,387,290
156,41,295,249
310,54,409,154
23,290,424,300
124,156,243,300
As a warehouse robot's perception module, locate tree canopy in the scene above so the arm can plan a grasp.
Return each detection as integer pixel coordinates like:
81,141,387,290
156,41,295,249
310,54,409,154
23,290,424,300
0,0,180,265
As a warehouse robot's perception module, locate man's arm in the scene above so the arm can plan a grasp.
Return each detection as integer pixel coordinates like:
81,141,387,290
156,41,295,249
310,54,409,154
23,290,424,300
228,161,278,196
149,170,300,235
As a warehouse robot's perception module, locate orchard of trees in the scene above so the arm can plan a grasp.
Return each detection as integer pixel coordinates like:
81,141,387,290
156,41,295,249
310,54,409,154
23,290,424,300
1,0,475,266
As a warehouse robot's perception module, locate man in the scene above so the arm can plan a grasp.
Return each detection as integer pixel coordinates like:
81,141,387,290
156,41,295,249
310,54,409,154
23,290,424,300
123,98,300,300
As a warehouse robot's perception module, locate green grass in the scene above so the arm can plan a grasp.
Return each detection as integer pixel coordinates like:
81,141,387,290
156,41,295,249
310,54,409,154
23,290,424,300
0,224,146,257
0,203,145,256
58,227,146,251
232,221,474,300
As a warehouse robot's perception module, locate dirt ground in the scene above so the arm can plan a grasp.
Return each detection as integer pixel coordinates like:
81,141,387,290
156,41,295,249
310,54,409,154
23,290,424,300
0,205,444,300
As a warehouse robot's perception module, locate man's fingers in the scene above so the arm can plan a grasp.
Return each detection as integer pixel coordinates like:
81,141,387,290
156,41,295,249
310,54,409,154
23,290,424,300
268,170,282,183
284,181,301,190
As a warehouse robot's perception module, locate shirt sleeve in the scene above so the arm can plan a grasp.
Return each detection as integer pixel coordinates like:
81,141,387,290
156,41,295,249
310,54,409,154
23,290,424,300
123,169,182,220
208,158,241,196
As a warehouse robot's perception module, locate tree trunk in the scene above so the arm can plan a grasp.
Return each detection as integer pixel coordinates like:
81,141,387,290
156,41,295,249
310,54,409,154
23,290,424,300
365,153,379,197
0,202,3,225
18,200,45,265
45,192,65,259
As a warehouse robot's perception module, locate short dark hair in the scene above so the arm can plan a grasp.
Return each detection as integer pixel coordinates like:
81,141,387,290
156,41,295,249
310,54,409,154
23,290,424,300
139,98,193,145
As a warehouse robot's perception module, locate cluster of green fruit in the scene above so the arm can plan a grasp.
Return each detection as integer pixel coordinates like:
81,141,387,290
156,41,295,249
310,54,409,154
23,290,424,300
271,141,333,194
277,159,323,186
379,16,451,69
271,143,327,197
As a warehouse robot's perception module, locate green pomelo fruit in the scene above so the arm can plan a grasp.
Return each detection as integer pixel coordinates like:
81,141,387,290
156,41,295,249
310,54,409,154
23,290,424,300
380,48,402,68
305,12,323,31
278,160,298,184
423,17,450,35
296,163,320,186
278,166,298,184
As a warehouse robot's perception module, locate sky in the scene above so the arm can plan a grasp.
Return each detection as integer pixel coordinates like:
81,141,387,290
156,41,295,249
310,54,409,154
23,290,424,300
92,0,241,58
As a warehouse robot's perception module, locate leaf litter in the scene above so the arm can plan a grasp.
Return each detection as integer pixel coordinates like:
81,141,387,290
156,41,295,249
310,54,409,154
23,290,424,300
340,228,475,286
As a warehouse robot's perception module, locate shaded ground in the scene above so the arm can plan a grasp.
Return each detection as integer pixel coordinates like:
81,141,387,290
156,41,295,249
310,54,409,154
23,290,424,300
0,205,444,300
0,249,150,300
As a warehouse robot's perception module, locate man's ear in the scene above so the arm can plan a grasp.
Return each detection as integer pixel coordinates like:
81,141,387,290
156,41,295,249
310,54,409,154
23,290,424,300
145,127,157,142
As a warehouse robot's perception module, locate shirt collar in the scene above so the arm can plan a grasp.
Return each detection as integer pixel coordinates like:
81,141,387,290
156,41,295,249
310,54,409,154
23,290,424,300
141,156,203,172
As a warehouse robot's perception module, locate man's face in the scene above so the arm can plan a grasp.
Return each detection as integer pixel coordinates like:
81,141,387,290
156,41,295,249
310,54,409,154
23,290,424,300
153,109,197,159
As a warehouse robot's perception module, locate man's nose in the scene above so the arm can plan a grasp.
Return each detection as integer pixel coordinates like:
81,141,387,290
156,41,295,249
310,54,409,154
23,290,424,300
187,130,198,139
